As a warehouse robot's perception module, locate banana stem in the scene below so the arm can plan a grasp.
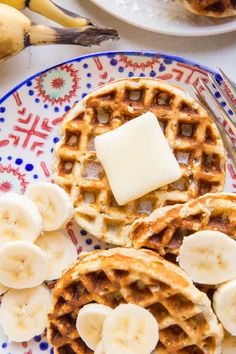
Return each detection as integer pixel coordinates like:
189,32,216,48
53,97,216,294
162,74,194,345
28,0,91,27
28,24,119,47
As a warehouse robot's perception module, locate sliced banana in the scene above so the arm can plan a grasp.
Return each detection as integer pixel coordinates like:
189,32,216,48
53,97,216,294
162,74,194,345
102,304,159,354
178,230,236,285
0,285,51,342
0,193,42,246
35,231,78,281
0,241,49,289
222,332,236,353
95,341,105,354
213,279,236,335
76,304,112,350
25,182,74,231
0,282,9,296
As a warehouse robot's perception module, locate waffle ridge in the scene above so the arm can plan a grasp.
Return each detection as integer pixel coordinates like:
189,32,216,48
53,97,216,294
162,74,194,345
52,78,226,246
47,248,223,354
176,0,236,17
131,193,236,256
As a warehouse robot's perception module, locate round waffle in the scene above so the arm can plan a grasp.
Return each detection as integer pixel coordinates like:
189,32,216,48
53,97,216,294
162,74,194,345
176,0,236,17
131,193,236,256
52,78,226,246
47,247,223,354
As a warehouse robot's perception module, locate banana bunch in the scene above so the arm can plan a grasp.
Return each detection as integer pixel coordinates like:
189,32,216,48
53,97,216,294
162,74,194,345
0,2,119,62
0,0,91,27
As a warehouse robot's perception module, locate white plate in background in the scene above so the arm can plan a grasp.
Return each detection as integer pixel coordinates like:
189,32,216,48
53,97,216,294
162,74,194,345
90,0,236,36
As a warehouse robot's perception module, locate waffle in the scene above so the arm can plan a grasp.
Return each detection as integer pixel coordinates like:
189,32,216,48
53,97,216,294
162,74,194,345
131,193,236,256
176,0,236,17
52,78,226,246
47,247,223,354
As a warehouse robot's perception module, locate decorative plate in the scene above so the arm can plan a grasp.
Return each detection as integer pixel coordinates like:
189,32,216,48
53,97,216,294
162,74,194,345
90,0,236,36
0,50,235,353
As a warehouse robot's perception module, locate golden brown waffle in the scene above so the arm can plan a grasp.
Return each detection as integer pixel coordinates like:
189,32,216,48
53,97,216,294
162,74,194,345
52,78,226,246
131,193,236,256
47,248,223,354
176,0,236,17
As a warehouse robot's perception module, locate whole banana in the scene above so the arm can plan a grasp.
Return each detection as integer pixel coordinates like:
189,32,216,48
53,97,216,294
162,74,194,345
0,4,119,62
0,0,91,27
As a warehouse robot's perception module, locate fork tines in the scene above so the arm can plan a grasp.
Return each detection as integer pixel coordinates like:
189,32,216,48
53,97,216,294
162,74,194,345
208,72,236,117
192,71,236,167
218,68,236,100
199,77,236,137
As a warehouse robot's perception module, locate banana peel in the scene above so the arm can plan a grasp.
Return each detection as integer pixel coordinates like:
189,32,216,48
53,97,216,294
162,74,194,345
0,4,119,62
0,0,91,27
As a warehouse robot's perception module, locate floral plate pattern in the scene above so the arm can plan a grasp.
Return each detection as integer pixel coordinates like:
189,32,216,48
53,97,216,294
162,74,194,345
0,50,235,353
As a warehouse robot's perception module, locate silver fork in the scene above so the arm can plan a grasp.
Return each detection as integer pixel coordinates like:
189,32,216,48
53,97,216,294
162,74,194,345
192,69,236,167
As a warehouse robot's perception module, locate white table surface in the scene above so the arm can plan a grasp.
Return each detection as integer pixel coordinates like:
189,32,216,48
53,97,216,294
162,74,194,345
0,0,236,98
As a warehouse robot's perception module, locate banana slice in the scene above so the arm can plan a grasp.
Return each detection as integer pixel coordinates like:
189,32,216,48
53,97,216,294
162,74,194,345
95,341,105,354
0,193,42,246
0,282,9,296
222,332,236,353
0,241,49,289
76,304,112,350
0,285,51,342
35,231,78,281
178,230,236,285
213,279,236,335
25,182,74,231
102,304,159,354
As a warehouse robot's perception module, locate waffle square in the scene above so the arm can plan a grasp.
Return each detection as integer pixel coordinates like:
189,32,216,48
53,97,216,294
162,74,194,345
131,193,236,256
47,248,223,354
176,0,236,17
52,78,226,246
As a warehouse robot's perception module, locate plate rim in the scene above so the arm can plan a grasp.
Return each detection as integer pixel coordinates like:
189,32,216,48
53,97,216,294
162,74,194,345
0,49,219,105
90,0,236,37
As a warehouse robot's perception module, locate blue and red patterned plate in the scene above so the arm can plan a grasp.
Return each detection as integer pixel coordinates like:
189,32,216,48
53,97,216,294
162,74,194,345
0,51,235,353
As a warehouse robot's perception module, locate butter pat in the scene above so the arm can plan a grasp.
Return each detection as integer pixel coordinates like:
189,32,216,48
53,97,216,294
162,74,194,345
95,112,182,205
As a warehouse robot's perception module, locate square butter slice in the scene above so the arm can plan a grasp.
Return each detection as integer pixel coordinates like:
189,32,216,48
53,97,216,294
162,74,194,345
95,112,182,206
